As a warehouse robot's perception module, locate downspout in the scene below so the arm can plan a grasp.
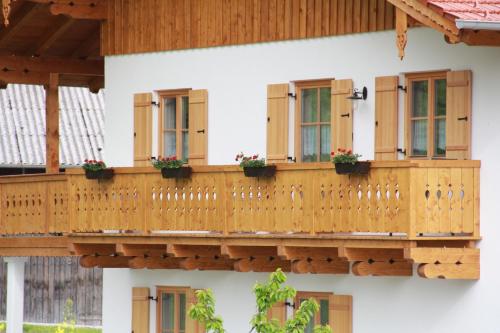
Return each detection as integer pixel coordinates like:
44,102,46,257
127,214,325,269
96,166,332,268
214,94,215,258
455,20,500,31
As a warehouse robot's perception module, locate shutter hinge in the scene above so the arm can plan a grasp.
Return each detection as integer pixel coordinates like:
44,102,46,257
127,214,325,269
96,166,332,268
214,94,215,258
148,296,158,302
397,148,406,155
285,301,296,309
288,93,296,99
151,101,159,107
398,85,407,93
287,156,296,163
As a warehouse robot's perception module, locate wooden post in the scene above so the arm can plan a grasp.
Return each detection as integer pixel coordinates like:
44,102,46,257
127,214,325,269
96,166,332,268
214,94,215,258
46,73,59,173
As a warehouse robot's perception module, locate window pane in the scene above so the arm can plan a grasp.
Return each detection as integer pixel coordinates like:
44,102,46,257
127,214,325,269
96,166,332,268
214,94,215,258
434,118,446,157
161,293,175,332
300,299,315,333
411,81,428,117
182,131,189,161
320,125,331,162
320,87,331,122
320,299,329,326
435,79,446,117
302,126,317,162
411,119,428,156
179,293,186,332
181,96,189,129
164,132,176,157
164,98,176,129
302,88,318,123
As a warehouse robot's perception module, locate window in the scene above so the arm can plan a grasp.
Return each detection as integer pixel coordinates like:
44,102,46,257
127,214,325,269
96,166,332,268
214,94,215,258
157,287,188,333
406,72,447,158
295,292,332,333
158,90,190,161
295,80,332,162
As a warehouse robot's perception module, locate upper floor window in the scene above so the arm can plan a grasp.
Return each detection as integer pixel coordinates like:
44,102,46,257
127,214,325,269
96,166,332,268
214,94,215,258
407,72,447,158
157,287,188,333
158,90,190,161
295,80,332,162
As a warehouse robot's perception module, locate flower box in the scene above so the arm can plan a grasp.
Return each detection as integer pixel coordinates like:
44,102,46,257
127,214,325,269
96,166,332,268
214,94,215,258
161,167,192,179
85,168,115,180
243,165,276,178
334,162,370,175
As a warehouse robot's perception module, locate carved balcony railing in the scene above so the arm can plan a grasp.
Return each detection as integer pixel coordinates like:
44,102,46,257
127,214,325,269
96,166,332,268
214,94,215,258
0,161,480,240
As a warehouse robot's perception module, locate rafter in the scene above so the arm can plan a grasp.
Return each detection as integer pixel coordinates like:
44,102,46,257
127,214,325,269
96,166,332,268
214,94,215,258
116,244,167,258
234,257,291,272
0,55,104,76
69,243,116,256
417,263,479,279
292,259,350,274
129,257,183,269
352,261,413,276
180,257,235,271
278,246,342,260
386,0,460,43
167,244,222,258
71,26,100,59
0,2,39,47
80,255,132,268
338,248,405,262
29,16,74,56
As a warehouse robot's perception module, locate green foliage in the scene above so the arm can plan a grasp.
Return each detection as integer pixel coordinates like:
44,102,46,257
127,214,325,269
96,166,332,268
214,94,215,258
23,325,100,333
331,148,361,165
189,289,225,333
55,299,77,333
189,269,332,333
151,156,185,169
0,322,5,333
82,159,107,171
235,153,266,168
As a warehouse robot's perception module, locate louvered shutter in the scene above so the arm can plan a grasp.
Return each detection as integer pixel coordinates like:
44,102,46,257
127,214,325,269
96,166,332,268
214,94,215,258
133,93,152,166
446,70,472,159
266,84,289,163
188,90,208,165
330,294,352,333
267,301,286,325
374,76,399,160
331,80,353,152
131,287,150,333
186,289,205,333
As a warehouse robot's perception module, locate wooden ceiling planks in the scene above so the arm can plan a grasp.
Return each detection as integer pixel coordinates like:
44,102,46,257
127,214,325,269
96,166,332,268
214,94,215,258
101,0,397,56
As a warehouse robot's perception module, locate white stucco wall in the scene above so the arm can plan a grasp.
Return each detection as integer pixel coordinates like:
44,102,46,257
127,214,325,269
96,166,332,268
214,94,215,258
103,27,500,333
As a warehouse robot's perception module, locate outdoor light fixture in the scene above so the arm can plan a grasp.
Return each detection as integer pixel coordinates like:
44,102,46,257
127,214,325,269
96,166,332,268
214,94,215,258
347,87,368,100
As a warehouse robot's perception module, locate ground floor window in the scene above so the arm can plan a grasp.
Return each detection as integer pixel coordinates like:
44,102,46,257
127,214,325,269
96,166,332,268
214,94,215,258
157,287,188,333
295,291,332,332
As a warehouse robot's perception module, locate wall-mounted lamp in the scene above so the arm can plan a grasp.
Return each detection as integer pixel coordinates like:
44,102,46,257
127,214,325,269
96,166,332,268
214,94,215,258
346,87,368,100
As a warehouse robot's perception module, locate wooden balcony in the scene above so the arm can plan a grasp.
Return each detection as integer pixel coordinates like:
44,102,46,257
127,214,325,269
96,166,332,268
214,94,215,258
0,161,481,279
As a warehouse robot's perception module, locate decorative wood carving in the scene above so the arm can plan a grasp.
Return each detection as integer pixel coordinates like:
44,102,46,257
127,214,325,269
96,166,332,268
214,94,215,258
2,0,13,26
395,8,408,60
352,261,413,276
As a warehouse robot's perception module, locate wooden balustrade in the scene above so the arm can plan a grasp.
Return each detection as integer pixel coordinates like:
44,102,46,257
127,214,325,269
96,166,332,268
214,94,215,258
0,161,480,239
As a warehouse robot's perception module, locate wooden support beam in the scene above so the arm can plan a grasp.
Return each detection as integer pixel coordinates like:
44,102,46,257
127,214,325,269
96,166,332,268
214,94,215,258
338,248,405,261
69,243,116,256
459,30,500,47
0,2,39,47
0,56,104,76
128,257,183,269
45,73,59,173
395,7,408,60
278,246,341,260
71,26,100,59
386,0,460,43
116,244,167,258
221,245,277,258
27,0,107,20
29,16,74,56
0,70,49,86
417,263,479,279
292,259,350,274
405,248,479,264
234,257,291,272
80,255,132,268
167,244,221,258
352,261,413,276
180,257,234,271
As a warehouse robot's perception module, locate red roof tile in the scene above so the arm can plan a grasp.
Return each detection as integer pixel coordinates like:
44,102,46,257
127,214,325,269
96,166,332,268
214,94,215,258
427,0,500,22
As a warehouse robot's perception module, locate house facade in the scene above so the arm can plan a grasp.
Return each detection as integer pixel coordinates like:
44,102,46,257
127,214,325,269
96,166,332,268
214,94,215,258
0,1,498,333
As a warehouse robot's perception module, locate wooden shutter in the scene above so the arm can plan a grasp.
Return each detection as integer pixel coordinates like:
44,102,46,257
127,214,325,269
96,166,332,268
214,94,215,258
133,93,152,166
132,287,150,333
188,89,208,165
374,76,399,160
331,79,353,152
267,301,286,325
330,294,352,333
446,70,472,159
186,289,205,333
266,84,289,163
